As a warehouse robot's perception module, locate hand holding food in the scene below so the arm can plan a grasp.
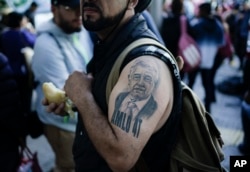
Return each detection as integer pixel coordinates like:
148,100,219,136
42,82,75,118
42,82,66,103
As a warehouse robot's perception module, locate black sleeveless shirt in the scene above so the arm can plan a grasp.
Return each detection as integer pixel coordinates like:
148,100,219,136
73,14,182,172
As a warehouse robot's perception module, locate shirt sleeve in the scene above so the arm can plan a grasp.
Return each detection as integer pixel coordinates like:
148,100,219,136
22,29,37,48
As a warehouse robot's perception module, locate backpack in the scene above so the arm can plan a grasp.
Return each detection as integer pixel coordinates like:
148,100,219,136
106,38,226,172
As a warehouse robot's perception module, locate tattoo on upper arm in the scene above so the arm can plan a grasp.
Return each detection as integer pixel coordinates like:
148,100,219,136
111,59,159,138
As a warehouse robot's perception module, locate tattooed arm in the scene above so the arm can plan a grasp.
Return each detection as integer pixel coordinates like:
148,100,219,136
107,56,174,168
44,55,174,172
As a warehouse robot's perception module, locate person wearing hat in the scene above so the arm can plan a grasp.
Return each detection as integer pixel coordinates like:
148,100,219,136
31,0,93,171
44,0,183,171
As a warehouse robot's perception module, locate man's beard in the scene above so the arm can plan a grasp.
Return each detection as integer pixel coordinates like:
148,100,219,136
59,19,81,34
83,7,126,32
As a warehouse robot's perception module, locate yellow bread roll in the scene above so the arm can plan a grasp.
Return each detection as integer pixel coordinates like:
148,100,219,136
42,82,66,104
42,82,75,118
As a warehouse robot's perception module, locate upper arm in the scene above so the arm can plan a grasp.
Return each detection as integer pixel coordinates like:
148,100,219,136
107,55,174,163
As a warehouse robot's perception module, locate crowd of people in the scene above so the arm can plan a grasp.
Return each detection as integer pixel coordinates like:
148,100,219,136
161,0,250,156
0,4,37,172
0,0,250,171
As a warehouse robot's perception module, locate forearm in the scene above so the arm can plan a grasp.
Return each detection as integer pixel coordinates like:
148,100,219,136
75,92,135,171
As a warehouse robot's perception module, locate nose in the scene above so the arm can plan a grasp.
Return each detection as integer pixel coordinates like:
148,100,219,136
71,7,81,16
75,8,81,15
138,77,144,85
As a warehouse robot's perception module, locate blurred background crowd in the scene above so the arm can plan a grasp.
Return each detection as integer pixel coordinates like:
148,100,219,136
0,0,250,171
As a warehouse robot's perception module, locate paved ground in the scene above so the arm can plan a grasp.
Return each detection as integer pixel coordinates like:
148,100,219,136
27,57,244,172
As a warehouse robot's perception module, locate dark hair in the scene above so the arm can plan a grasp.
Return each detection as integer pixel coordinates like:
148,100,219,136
7,12,24,28
171,0,183,15
31,2,38,8
199,2,211,15
135,0,152,13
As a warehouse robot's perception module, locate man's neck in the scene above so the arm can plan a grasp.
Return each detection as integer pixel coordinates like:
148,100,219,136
96,11,135,41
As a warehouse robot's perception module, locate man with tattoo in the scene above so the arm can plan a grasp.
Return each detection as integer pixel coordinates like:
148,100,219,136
43,0,183,171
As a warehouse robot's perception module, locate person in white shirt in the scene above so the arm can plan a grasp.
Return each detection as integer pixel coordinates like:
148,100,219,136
31,0,93,171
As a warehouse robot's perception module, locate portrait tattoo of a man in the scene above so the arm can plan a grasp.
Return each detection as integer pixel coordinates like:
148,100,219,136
111,60,159,138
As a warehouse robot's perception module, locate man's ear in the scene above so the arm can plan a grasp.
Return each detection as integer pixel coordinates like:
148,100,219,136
128,0,139,10
51,5,56,13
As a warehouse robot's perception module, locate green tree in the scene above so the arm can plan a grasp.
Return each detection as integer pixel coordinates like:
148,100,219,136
0,0,7,9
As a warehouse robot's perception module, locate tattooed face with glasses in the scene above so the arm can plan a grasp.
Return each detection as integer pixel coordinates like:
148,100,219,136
128,60,159,101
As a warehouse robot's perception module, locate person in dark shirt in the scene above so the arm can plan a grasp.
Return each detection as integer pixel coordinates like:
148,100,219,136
0,52,26,172
43,0,184,171
160,0,193,78
188,2,225,112
0,11,36,117
24,1,38,27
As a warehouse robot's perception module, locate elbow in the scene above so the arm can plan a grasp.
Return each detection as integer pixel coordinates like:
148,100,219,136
107,154,137,172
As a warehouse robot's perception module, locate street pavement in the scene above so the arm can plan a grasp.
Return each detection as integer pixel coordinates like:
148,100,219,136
27,57,244,172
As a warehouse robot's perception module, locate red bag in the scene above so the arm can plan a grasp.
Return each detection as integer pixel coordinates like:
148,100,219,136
217,32,234,59
17,145,42,172
178,15,201,72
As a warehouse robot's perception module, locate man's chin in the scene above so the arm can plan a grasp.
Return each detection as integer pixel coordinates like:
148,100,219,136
130,94,142,101
64,27,82,34
71,25,82,32
75,27,82,32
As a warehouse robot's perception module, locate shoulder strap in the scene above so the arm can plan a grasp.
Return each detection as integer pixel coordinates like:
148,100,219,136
105,37,178,103
46,32,72,73
46,32,64,54
180,15,187,34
